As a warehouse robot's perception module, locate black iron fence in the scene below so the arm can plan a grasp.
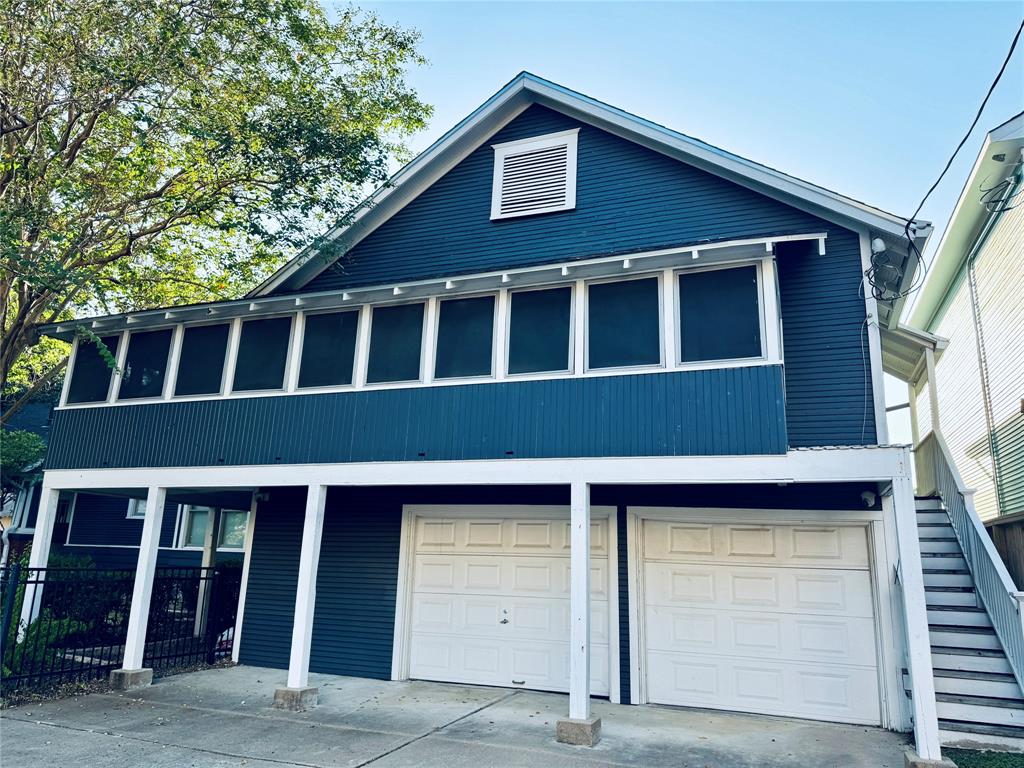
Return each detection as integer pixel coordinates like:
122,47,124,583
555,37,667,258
1,563,242,697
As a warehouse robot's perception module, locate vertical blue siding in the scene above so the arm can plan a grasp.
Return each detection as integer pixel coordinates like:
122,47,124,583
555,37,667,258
616,505,631,705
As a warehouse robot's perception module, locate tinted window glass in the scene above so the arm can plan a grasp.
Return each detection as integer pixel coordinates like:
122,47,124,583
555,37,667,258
118,329,172,400
174,323,230,396
184,508,209,547
366,303,424,383
508,287,572,374
232,317,292,392
434,296,495,379
679,266,761,362
298,311,358,388
587,278,660,369
66,335,120,403
218,510,248,548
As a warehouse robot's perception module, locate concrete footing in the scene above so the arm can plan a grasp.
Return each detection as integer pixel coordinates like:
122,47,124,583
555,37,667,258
904,751,958,768
109,668,153,691
273,685,319,711
555,716,602,747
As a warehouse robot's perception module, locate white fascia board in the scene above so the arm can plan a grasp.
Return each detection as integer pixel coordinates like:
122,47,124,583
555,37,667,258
254,73,929,297
40,446,910,492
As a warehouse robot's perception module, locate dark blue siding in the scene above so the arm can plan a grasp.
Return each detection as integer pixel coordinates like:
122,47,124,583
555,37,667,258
66,493,179,548
51,544,207,569
309,490,402,679
237,488,304,669
47,366,786,470
617,505,630,705
296,105,874,446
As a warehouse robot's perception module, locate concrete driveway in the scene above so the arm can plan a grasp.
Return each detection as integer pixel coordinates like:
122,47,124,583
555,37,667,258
1,665,911,768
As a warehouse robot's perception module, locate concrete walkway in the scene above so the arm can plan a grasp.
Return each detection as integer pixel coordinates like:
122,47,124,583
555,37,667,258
1,665,911,768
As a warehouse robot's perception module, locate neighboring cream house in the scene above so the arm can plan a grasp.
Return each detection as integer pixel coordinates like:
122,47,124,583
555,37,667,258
908,112,1024,584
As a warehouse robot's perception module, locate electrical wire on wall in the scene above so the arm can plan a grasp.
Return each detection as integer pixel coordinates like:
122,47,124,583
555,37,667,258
980,155,1024,213
864,17,1024,304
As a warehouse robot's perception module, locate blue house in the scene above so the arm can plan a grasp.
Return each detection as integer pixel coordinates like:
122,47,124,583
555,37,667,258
22,74,1015,761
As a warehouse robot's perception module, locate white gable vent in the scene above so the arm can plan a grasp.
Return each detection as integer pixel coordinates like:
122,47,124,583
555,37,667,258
490,129,579,220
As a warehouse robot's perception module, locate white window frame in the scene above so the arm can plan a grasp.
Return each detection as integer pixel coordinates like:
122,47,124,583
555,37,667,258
432,291,499,382
584,272,665,373
292,307,362,392
177,505,211,550
116,327,175,404
490,129,579,220
503,282,576,378
170,319,235,401
362,299,429,387
126,498,147,519
228,313,297,396
216,509,250,552
672,259,773,368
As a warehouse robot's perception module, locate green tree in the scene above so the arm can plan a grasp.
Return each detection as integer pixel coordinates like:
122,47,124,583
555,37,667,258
0,0,430,414
0,428,45,508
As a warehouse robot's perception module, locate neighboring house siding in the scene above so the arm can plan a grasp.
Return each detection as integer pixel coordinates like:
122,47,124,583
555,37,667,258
972,201,1024,517
47,366,788,469
296,105,874,447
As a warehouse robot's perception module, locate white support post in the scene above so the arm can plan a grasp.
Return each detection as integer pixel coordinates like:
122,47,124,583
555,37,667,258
557,479,601,746
924,347,941,434
275,484,327,709
18,482,61,633
231,494,259,663
193,508,221,637
890,466,943,762
114,486,167,688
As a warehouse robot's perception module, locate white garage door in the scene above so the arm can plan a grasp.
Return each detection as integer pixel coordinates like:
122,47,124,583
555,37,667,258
408,513,610,695
642,519,880,724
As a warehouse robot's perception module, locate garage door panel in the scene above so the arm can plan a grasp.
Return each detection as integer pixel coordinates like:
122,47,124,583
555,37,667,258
644,562,874,617
646,650,879,724
643,606,877,667
415,515,610,556
643,520,869,568
641,518,880,725
414,554,608,599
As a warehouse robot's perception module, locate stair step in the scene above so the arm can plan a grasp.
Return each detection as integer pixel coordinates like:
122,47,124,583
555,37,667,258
922,553,968,570
933,648,1013,675
927,589,980,607
939,720,1024,749
928,606,992,628
933,669,1023,698
920,539,963,553
931,626,1001,650
917,510,951,524
936,694,1024,727
924,571,973,588
916,499,946,510
918,525,958,538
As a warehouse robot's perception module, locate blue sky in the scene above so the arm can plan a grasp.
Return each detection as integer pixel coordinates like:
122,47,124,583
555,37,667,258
360,1,1024,442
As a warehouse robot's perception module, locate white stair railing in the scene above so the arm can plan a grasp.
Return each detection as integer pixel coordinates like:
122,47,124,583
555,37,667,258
917,429,1024,688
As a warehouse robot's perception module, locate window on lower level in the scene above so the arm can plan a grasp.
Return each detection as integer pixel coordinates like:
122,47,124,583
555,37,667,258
175,323,230,396
232,317,292,392
507,286,573,374
298,310,359,388
126,499,146,519
678,265,762,362
182,507,209,548
434,295,495,379
119,329,173,400
366,303,424,384
217,510,248,549
587,277,661,369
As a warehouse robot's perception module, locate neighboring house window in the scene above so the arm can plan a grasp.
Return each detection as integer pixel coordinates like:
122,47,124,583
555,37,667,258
175,323,230,396
587,276,661,369
366,303,425,384
434,295,495,379
119,329,173,400
232,317,292,392
298,310,359,388
678,264,763,363
66,334,121,403
491,130,579,220
126,499,146,519
507,286,573,375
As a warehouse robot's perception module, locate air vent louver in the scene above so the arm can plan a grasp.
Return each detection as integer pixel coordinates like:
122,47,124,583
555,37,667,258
491,130,578,220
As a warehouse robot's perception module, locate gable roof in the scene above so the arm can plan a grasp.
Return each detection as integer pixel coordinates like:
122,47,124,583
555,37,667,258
908,111,1024,331
253,72,931,298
